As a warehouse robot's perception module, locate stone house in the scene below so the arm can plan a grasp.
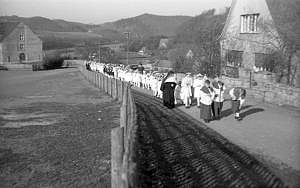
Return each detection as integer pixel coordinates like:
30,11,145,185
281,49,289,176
219,0,280,78
186,49,194,59
0,22,43,64
159,38,169,49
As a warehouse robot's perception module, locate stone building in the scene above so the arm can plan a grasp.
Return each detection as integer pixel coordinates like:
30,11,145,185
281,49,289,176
0,22,43,64
159,38,169,49
219,0,280,78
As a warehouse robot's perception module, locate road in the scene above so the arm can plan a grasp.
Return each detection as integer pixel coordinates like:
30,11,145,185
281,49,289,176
0,68,119,188
132,90,285,188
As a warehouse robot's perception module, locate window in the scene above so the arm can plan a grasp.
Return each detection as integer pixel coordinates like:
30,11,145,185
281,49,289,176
20,33,25,41
241,14,259,33
226,50,243,67
19,43,25,50
255,53,273,71
224,50,243,78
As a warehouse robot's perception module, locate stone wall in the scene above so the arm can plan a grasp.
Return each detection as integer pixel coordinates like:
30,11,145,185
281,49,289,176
222,71,300,108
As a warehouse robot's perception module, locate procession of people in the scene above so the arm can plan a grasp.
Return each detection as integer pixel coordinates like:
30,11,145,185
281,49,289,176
85,60,247,123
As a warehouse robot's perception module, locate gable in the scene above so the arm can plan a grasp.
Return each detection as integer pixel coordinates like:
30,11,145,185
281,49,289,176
220,0,278,40
2,22,42,44
0,22,20,42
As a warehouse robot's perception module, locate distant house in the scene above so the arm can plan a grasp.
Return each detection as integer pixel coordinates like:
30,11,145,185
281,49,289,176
219,0,280,78
0,22,43,64
101,43,124,52
138,47,147,56
159,38,169,49
186,49,194,59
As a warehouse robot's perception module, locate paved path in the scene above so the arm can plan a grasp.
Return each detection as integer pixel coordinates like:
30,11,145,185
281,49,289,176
177,97,300,187
134,87,300,187
133,90,285,188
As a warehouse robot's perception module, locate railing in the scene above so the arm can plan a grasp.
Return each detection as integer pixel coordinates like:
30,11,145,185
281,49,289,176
78,66,138,188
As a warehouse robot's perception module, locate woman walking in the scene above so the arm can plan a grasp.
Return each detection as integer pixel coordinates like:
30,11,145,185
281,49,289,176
193,74,204,108
160,71,177,109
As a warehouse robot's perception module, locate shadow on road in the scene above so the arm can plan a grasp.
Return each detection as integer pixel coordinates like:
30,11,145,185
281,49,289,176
240,108,265,119
221,105,253,118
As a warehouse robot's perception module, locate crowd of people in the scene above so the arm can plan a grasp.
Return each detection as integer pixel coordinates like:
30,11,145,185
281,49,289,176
85,61,247,122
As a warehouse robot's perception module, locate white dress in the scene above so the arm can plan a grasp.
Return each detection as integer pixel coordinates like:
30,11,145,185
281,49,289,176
193,78,204,98
181,76,193,98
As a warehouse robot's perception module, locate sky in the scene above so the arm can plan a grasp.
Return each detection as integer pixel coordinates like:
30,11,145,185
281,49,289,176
0,0,231,24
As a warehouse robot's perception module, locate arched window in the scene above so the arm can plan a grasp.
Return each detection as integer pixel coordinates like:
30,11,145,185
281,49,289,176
19,53,26,61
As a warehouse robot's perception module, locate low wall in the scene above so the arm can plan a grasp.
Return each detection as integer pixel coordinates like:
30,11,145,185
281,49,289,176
222,73,300,107
2,63,33,70
78,66,138,188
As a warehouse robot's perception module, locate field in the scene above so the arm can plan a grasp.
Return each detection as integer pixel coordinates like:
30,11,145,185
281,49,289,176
37,31,103,40
37,31,105,50
0,68,119,187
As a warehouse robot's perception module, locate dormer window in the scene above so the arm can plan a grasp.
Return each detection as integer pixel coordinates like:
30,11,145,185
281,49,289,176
20,33,25,41
240,14,259,33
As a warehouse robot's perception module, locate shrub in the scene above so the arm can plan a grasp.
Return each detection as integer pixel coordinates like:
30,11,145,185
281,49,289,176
43,56,65,70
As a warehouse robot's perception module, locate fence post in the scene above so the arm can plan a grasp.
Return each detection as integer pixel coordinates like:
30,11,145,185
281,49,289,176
111,127,124,188
95,73,98,88
105,76,109,94
107,76,110,94
110,78,113,97
114,78,118,100
104,76,107,93
122,85,128,134
249,71,252,88
102,74,104,90
119,81,124,102
97,73,100,89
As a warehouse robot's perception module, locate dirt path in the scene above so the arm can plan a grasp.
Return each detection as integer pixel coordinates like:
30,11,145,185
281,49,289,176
133,90,285,188
0,68,119,188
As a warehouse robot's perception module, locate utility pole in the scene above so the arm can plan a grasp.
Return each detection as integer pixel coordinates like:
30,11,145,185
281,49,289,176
98,41,101,63
124,32,130,65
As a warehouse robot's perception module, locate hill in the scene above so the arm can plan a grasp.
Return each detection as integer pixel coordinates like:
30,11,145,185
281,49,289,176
0,14,191,42
92,13,192,39
0,16,89,32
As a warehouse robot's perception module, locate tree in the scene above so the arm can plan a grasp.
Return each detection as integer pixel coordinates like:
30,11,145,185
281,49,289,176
173,9,228,76
264,0,300,85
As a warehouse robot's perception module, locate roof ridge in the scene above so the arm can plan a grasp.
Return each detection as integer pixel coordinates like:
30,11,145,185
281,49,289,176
0,22,21,42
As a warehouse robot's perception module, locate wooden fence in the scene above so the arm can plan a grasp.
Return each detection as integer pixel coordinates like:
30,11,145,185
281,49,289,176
79,66,138,188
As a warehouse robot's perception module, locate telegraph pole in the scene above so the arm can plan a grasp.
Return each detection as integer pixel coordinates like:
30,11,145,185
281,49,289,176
123,32,130,65
98,41,101,63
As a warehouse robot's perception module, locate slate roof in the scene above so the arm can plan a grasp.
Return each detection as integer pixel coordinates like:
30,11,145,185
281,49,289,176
0,22,20,42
